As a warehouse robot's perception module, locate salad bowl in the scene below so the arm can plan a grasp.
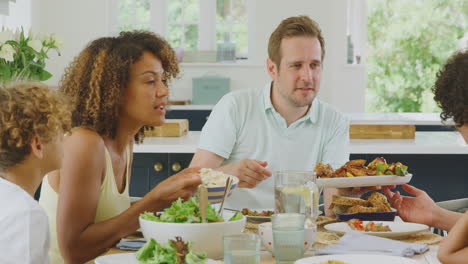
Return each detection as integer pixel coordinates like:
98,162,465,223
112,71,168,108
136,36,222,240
140,212,245,259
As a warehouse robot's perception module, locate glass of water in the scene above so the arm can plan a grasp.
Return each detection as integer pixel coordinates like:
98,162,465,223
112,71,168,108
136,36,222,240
223,233,261,264
271,213,306,264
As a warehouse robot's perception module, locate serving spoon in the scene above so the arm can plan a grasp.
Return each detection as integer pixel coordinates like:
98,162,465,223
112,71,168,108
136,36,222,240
199,185,208,223
218,177,233,215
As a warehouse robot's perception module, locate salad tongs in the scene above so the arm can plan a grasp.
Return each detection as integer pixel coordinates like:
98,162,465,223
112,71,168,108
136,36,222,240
218,177,233,215
199,186,208,223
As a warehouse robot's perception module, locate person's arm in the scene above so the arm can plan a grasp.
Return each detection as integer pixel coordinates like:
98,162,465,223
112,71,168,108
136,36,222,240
190,149,272,188
191,93,271,188
56,129,201,263
438,211,468,264
382,184,462,230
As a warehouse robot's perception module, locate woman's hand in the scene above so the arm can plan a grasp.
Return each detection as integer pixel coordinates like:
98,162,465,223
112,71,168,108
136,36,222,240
145,168,202,210
382,184,437,226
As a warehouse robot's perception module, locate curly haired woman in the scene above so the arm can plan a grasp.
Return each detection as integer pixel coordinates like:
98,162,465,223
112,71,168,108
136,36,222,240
38,31,202,264
383,51,468,264
0,82,71,264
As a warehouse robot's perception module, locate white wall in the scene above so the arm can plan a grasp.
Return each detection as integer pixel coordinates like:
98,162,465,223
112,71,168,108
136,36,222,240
29,0,366,112
0,0,31,29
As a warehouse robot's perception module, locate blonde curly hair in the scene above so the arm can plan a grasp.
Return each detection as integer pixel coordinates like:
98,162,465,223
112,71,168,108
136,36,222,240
0,82,71,170
60,31,179,143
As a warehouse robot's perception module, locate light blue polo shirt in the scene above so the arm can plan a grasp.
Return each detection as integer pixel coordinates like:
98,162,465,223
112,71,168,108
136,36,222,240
198,82,350,209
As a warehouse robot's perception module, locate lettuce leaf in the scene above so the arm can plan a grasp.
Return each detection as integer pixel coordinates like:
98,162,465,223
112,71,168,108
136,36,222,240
134,238,206,264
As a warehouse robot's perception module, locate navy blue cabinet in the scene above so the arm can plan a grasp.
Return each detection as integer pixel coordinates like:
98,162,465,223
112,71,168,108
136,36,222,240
350,154,468,202
165,110,211,131
129,153,194,197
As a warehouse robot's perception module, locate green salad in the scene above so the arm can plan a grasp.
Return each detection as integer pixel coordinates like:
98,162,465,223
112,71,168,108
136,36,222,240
135,237,207,264
140,197,243,223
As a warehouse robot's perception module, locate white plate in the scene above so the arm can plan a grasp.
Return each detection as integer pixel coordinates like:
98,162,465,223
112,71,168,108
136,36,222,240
95,252,220,264
317,174,412,188
295,254,418,264
243,208,274,222
324,221,429,238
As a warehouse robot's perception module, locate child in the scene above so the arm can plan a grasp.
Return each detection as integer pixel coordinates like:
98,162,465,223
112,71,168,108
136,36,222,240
0,82,71,264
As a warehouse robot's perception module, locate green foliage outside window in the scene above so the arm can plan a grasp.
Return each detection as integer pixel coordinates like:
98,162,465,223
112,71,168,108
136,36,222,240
366,0,468,112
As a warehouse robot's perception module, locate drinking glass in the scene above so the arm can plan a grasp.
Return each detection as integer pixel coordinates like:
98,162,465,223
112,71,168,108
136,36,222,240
271,213,306,264
274,171,319,223
223,233,261,264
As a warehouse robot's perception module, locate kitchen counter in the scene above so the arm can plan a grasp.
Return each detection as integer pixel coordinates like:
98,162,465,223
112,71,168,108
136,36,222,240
134,131,467,154
167,107,454,126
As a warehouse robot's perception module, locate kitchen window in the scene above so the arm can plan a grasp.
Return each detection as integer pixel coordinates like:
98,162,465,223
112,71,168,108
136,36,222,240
113,0,252,61
348,0,467,113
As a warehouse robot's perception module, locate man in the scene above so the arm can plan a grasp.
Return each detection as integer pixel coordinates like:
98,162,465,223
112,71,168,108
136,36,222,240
190,16,349,209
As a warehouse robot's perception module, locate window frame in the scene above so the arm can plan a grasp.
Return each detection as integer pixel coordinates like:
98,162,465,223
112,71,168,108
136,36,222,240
110,0,254,60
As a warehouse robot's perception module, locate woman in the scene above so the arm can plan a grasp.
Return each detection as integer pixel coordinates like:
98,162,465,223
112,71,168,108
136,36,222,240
39,31,202,264
383,50,468,264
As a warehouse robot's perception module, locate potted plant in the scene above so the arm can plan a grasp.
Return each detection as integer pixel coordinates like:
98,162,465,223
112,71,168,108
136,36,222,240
0,27,62,85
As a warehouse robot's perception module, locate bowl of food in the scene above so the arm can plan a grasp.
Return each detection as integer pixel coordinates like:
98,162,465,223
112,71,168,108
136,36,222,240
200,168,239,204
258,222,316,255
139,198,245,259
330,191,396,221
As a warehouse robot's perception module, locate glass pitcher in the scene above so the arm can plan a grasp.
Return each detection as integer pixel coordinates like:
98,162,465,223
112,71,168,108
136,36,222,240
274,171,319,224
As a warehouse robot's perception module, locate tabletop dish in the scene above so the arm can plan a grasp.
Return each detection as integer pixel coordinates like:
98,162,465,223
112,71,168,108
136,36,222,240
94,253,220,264
315,158,412,188
331,192,397,221
317,174,412,188
200,168,239,203
324,221,429,238
294,254,418,264
242,208,274,223
139,211,245,259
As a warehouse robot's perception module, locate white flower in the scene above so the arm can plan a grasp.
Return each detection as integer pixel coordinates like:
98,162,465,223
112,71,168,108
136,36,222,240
13,29,21,41
0,29,14,44
28,39,43,52
0,44,15,62
53,35,64,49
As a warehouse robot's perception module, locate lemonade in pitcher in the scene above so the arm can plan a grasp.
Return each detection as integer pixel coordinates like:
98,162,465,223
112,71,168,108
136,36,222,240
274,171,319,223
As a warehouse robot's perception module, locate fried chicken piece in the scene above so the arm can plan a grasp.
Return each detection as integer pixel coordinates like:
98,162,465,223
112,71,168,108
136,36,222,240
333,168,347,178
347,167,370,176
314,162,334,178
345,159,367,167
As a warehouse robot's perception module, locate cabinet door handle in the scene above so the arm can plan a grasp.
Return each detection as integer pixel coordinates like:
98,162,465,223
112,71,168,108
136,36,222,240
153,162,164,172
172,162,182,172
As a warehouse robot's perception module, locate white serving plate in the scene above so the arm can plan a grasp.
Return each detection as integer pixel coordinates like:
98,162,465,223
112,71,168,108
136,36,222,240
95,253,220,264
317,174,412,188
295,254,418,264
244,208,274,223
324,221,429,238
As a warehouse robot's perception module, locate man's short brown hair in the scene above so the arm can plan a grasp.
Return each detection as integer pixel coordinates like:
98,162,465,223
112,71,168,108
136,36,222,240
268,15,325,67
0,82,71,170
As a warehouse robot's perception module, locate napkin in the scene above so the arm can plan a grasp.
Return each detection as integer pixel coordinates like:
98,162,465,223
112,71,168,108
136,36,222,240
315,231,429,257
115,239,146,251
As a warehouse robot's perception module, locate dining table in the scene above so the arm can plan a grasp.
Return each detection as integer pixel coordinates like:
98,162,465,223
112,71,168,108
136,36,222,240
102,231,442,264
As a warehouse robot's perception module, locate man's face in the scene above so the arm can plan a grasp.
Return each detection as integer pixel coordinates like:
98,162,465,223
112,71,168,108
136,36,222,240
268,36,322,108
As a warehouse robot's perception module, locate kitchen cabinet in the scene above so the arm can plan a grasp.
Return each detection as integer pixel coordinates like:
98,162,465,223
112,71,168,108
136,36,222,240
129,153,194,197
166,110,211,131
165,109,456,132
350,154,467,202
